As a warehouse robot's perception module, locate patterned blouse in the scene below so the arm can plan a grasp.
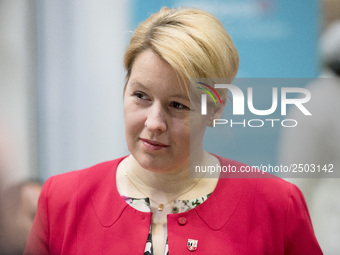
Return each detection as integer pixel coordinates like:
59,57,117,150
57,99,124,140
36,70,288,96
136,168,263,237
122,194,211,255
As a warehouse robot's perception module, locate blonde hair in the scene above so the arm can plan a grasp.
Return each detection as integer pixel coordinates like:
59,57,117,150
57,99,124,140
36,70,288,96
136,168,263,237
124,7,239,101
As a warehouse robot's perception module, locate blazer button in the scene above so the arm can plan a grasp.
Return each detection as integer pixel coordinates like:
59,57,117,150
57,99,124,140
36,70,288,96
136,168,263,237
178,217,187,225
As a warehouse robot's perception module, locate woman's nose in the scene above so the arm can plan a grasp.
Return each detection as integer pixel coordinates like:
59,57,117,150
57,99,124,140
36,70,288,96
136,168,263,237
145,103,167,132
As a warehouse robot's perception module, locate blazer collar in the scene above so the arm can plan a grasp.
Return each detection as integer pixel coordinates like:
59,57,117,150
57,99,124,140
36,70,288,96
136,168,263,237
89,155,248,229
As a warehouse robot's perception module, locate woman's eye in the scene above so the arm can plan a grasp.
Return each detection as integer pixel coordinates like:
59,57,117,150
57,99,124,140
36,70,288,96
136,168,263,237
170,101,190,110
133,91,149,100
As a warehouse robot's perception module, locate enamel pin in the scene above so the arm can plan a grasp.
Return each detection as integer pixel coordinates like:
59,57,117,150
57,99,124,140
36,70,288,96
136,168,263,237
187,239,198,251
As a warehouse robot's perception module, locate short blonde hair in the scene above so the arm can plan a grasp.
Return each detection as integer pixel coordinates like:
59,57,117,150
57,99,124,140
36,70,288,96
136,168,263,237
124,7,239,100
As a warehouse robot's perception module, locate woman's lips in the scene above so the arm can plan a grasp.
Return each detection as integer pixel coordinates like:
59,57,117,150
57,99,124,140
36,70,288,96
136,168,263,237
140,138,169,151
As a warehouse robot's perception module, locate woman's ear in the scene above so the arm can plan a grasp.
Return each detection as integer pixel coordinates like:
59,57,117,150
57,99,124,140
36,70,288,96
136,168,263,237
207,98,226,127
211,97,226,120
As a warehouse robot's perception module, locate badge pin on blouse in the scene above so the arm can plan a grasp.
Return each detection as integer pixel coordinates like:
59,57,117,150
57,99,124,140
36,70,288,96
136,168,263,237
187,239,198,251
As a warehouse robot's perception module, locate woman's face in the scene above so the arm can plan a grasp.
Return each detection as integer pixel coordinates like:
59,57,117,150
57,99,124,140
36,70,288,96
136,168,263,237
123,50,210,173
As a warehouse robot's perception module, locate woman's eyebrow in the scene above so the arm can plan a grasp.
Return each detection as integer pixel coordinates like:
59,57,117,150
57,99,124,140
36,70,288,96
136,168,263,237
129,80,189,101
129,81,146,88
171,94,190,102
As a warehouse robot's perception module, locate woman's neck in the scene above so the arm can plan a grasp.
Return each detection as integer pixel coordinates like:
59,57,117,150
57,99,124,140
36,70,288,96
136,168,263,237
125,151,212,197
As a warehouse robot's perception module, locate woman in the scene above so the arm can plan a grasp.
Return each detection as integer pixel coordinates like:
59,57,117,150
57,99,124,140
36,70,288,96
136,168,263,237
24,7,322,255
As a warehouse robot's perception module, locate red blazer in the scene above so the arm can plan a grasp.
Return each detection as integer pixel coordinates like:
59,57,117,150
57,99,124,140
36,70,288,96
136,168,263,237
24,156,322,254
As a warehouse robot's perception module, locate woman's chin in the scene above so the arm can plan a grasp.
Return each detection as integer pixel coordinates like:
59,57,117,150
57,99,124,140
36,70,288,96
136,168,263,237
135,155,188,174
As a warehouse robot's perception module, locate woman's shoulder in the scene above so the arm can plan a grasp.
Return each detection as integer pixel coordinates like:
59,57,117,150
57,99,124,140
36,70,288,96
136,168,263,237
41,157,126,198
195,156,307,232
210,156,309,220
210,156,321,253
215,155,301,201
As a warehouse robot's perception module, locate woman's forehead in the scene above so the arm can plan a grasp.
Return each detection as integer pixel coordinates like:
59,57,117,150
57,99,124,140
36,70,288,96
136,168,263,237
128,50,188,94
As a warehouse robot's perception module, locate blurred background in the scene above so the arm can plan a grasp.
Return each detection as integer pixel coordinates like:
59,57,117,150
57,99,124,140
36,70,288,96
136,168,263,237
0,0,339,253
0,0,129,184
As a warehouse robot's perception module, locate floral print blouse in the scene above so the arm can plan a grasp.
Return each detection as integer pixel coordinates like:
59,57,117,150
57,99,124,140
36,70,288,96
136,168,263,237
122,194,211,255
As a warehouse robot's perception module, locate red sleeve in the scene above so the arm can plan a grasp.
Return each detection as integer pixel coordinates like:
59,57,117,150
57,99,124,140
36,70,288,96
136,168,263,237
24,177,53,255
284,183,323,254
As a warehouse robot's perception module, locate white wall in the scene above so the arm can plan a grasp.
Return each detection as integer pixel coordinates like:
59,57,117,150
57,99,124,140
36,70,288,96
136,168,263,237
36,0,130,180
0,0,131,184
0,0,36,186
